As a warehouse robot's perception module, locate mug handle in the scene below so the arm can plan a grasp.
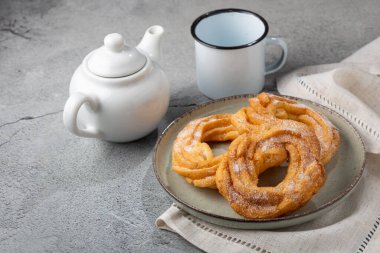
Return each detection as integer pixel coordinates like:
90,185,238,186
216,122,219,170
265,36,288,75
63,92,101,138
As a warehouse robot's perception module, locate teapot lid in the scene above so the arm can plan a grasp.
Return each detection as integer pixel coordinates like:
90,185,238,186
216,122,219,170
87,33,147,78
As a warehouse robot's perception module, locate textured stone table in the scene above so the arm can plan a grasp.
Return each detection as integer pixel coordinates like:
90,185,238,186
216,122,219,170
1,0,379,252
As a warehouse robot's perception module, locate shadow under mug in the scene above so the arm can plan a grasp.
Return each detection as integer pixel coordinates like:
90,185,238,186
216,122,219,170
191,9,288,99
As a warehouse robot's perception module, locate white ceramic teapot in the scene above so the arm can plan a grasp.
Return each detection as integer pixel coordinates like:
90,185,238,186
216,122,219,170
63,26,170,142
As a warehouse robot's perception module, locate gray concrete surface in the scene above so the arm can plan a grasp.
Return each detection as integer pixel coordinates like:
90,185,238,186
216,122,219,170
0,0,379,252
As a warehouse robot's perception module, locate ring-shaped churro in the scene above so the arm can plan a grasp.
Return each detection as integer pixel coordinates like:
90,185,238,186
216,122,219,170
231,93,340,164
172,114,239,188
216,120,325,219
251,93,340,164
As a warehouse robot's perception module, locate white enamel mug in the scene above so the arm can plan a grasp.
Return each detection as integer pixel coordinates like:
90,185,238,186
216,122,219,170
191,9,288,99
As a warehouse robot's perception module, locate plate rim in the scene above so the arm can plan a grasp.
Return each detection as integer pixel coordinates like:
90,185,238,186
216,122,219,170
153,93,366,223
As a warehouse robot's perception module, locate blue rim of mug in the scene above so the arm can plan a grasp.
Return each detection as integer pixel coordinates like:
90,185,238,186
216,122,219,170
191,8,269,50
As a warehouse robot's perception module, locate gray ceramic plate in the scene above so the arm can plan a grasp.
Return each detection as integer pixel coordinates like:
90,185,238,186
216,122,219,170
153,95,365,229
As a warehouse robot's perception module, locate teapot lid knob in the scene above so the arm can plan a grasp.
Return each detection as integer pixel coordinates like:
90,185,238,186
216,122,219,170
104,33,124,52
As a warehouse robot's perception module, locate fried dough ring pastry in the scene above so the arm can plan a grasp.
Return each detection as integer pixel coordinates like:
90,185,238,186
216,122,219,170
172,114,239,188
216,121,326,219
233,92,340,164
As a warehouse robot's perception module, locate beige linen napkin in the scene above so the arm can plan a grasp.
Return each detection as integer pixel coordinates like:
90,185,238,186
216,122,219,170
156,38,380,253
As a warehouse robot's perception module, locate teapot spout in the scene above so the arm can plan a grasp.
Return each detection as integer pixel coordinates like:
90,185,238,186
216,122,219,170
137,25,164,63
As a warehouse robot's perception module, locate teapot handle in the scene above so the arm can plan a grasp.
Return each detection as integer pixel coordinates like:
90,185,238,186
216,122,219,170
63,92,102,138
